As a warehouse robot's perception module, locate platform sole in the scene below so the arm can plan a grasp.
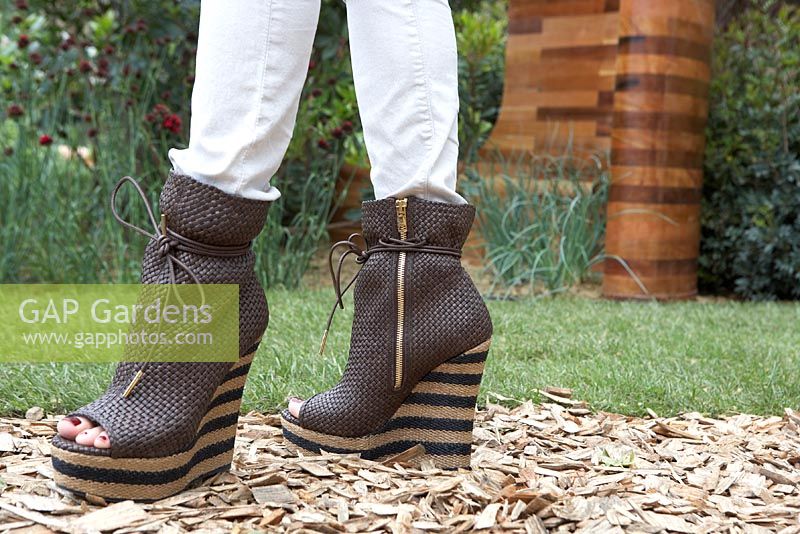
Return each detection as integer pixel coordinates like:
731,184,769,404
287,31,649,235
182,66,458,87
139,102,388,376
51,350,254,502
281,339,490,470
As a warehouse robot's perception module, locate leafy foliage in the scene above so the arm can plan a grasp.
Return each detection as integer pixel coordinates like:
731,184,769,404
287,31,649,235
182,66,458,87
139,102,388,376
464,154,609,296
454,1,507,163
700,3,800,300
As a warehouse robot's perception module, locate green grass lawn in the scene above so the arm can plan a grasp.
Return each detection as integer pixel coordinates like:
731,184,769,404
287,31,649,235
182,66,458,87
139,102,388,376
0,289,797,417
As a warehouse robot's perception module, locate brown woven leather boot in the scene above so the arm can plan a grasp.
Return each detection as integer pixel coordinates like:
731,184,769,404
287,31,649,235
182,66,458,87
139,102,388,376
281,196,492,469
51,173,270,501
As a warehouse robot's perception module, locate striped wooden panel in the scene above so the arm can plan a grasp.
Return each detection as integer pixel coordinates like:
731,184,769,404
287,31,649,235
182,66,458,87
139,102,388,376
481,0,621,163
602,0,715,300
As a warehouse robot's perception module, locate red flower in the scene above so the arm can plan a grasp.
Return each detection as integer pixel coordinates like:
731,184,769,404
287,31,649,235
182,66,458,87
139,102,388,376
29,52,42,65
17,34,30,48
11,15,22,24
15,0,28,10
332,127,344,139
317,138,331,150
308,60,317,70
162,114,182,134
78,59,92,74
341,120,354,133
3,147,13,156
60,36,75,51
311,88,323,98
6,104,24,118
103,45,115,55
88,128,98,138
38,134,53,146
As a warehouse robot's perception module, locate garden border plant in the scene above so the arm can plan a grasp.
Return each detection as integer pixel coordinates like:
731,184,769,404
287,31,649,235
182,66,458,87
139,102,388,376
700,2,800,301
463,147,610,298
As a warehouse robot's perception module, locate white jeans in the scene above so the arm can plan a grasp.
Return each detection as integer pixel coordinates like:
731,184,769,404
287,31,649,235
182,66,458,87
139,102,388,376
169,0,464,205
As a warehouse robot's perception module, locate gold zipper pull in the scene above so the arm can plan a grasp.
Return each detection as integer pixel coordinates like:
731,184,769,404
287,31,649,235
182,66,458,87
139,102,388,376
395,198,408,239
122,369,144,398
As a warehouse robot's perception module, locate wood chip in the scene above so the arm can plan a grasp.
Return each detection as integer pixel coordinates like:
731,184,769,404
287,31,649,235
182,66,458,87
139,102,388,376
381,444,425,465
474,502,501,529
297,461,334,477
0,432,16,452
25,407,44,422
544,387,573,399
654,421,702,441
69,500,150,532
758,466,797,486
1,399,799,533
251,484,296,506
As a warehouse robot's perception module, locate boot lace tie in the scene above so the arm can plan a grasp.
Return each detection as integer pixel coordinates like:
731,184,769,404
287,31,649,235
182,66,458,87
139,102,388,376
318,232,461,355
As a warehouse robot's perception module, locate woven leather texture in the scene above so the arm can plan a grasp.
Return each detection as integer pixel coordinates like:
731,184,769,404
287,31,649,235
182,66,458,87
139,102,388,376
160,172,269,246
61,174,270,458
299,197,492,437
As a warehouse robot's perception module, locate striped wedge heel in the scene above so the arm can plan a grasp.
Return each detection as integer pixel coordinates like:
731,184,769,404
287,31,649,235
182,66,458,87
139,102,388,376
282,197,493,470
51,174,272,502
282,339,490,469
52,348,256,501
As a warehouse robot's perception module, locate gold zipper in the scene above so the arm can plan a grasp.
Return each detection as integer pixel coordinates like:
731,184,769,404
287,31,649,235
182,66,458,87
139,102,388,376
394,198,408,391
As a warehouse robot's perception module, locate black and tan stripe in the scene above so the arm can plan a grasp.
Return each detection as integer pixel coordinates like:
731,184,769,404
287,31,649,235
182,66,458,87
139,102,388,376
50,348,256,502
281,339,490,470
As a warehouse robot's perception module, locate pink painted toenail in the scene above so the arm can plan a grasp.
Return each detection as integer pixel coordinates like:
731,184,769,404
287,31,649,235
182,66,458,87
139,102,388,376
67,416,81,425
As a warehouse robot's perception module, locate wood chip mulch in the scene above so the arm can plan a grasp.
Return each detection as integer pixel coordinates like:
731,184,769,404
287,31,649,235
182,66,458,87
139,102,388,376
2,392,800,533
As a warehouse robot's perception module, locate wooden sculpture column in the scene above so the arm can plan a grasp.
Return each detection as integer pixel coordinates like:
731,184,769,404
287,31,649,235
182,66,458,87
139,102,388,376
602,0,715,299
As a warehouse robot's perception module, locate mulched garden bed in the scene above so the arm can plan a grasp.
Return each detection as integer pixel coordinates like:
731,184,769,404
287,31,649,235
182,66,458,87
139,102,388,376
1,392,799,533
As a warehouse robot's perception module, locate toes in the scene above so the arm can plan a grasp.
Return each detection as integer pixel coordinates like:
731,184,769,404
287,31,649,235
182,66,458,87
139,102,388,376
288,397,304,419
75,426,103,446
94,430,111,449
57,416,94,440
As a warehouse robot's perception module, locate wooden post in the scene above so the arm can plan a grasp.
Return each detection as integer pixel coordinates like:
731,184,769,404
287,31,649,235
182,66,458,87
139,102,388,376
479,0,621,162
602,0,715,299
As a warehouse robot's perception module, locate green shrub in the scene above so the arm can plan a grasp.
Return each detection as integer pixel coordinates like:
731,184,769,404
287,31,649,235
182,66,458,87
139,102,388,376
700,3,800,300
454,0,507,163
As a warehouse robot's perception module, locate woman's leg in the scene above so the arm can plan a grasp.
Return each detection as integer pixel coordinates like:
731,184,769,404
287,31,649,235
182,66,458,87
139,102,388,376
347,0,464,205
57,0,320,447
288,0,471,420
170,0,321,201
